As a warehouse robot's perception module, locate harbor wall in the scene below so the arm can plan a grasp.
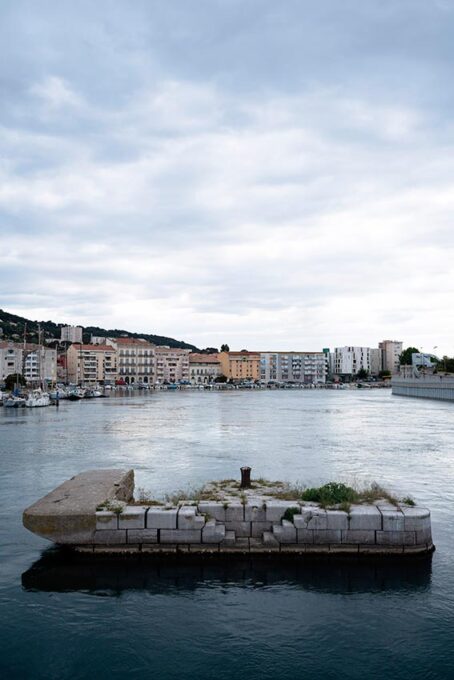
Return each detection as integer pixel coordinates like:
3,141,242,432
392,374,454,401
23,470,434,557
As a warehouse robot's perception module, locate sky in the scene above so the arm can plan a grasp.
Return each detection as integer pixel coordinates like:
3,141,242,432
1,0,454,354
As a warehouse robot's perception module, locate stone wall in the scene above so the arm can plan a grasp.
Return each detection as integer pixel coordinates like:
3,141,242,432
392,374,454,401
23,471,434,557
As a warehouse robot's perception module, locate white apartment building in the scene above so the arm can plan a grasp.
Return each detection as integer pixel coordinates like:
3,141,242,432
379,340,403,374
61,326,83,343
370,348,383,376
189,353,221,384
155,347,190,384
0,342,57,384
331,346,371,378
260,352,327,384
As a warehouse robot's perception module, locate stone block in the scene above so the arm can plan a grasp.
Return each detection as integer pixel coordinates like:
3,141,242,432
381,509,405,532
95,511,118,531
248,537,264,550
265,501,300,523
197,501,226,522
294,508,328,530
160,529,202,544
348,506,381,530
313,529,342,544
244,501,267,522
273,520,297,543
225,503,244,522
147,507,178,529
251,521,273,537
225,521,252,537
118,506,147,529
297,529,314,544
342,530,376,544
326,510,349,530
221,537,249,552
202,520,226,543
178,506,205,530
416,527,432,544
376,531,416,546
221,530,236,546
358,545,403,555
93,530,126,544
401,506,431,531
127,529,158,544
262,531,280,549
329,544,359,554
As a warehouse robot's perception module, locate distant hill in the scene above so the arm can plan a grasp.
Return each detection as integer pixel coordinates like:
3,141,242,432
0,309,199,351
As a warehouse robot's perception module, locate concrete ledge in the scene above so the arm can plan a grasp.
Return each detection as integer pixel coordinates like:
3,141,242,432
23,469,435,557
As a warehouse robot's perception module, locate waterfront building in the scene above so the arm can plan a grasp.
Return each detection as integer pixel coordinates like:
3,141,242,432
110,338,154,385
370,348,383,376
379,340,403,374
0,342,57,384
260,352,327,384
154,346,190,384
331,346,371,378
60,326,83,343
189,353,221,385
218,351,261,382
67,344,117,385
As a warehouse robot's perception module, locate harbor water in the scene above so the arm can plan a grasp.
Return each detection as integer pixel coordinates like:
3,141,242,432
1,389,454,679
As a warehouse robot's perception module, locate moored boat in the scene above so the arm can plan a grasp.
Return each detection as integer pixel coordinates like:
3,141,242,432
25,390,51,408
4,395,26,408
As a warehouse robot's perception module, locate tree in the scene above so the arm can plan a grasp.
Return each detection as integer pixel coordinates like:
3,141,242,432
379,370,391,378
5,373,26,391
220,344,230,352
356,368,369,380
214,374,228,383
399,347,420,365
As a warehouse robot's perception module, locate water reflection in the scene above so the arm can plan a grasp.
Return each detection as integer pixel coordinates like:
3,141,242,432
22,547,433,596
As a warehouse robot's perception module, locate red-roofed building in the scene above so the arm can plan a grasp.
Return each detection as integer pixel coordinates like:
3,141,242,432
67,344,117,385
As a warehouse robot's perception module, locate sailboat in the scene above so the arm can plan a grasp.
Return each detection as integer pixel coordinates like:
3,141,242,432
25,389,51,408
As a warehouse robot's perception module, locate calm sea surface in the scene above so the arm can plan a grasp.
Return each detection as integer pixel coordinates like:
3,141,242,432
1,389,454,679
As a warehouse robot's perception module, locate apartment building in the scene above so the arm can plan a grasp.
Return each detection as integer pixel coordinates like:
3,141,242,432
379,340,403,374
260,352,327,384
67,344,117,385
189,353,221,385
60,325,83,343
218,351,261,382
0,342,57,383
331,346,371,378
155,346,190,384
111,338,155,385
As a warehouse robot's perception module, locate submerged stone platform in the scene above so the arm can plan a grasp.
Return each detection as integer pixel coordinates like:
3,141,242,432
23,470,434,557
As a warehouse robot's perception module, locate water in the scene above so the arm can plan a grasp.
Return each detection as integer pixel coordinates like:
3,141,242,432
1,390,454,679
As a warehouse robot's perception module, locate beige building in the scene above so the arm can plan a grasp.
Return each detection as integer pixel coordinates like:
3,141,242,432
0,342,57,384
379,340,403,374
218,351,261,382
155,347,190,384
67,344,117,385
112,338,155,385
189,353,221,384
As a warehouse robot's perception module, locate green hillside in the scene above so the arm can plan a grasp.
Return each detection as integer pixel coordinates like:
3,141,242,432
0,309,199,351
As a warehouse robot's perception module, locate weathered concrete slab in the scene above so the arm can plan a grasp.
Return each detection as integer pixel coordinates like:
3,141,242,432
251,521,273,537
376,531,416,546
244,501,267,522
160,529,202,543
401,506,431,531
380,509,405,532
118,506,147,530
202,519,225,543
265,501,299,522
326,510,349,531
23,469,134,544
93,530,127,544
225,520,251,537
96,511,118,531
127,529,158,544
313,529,342,544
342,530,376,544
348,506,381,531
273,520,297,543
225,503,244,522
147,507,178,529
197,501,226,522
178,506,205,530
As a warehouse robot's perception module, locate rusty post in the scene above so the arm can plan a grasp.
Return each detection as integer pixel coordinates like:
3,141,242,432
240,466,251,489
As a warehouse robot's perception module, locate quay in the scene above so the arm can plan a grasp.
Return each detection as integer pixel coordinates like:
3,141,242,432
392,366,454,402
23,469,434,558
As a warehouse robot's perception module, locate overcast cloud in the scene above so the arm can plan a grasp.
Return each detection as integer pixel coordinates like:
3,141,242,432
1,0,454,353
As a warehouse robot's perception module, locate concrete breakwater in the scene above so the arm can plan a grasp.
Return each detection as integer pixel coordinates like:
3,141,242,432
23,470,434,557
392,372,454,401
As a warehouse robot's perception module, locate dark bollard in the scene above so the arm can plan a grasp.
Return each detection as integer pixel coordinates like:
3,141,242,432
240,466,251,489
